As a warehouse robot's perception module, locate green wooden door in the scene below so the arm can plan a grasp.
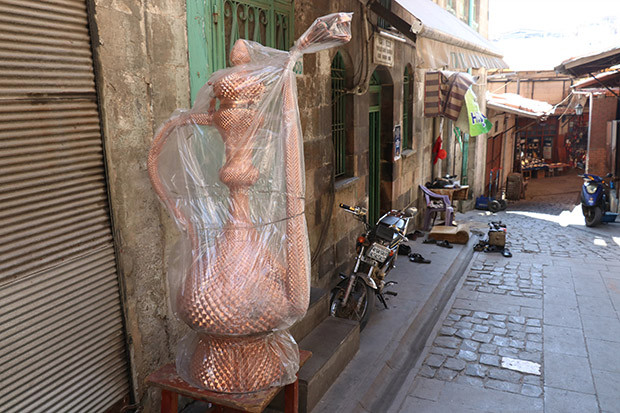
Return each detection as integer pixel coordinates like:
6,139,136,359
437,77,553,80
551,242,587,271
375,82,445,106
186,0,295,102
368,72,381,226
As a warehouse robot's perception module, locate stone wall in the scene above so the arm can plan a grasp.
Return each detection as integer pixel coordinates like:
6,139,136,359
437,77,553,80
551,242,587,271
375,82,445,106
90,1,190,410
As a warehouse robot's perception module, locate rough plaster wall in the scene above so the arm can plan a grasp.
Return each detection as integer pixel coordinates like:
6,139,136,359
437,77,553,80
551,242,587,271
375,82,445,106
91,0,189,409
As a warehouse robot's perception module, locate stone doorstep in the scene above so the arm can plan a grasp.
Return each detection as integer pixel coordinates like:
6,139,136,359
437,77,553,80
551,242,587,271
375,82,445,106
297,317,360,413
289,287,329,343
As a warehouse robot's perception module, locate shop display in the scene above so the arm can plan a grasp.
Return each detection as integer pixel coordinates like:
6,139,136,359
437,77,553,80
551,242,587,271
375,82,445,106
147,13,352,393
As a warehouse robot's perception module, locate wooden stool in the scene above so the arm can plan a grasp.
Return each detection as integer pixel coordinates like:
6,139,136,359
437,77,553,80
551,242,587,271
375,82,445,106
146,350,311,413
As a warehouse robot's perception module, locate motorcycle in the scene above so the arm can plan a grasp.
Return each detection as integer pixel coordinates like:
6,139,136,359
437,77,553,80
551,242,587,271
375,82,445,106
580,173,619,227
329,203,417,330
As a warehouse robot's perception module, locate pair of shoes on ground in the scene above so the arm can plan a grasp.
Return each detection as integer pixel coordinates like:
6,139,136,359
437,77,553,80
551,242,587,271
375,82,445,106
423,238,453,248
409,253,431,264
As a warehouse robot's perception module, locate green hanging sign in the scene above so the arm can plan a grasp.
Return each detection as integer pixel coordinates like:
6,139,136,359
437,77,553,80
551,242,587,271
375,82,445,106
464,87,492,136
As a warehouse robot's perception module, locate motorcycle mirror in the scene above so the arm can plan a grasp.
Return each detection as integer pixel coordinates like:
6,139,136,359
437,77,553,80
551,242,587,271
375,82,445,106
606,172,613,178
405,207,418,217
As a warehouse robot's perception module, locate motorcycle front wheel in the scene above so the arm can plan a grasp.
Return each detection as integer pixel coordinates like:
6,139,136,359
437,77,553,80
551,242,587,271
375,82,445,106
329,276,375,331
583,205,603,227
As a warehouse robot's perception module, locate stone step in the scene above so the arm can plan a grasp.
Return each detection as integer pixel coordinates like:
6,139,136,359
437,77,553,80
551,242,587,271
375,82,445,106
298,317,359,413
289,287,329,342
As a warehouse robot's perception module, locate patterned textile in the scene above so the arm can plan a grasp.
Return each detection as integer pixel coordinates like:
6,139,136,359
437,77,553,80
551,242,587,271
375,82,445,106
424,71,475,120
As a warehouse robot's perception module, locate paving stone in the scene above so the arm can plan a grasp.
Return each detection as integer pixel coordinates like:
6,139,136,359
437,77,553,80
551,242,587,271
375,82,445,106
509,331,526,340
477,286,493,293
419,365,436,378
507,322,525,332
473,312,490,320
523,375,542,386
489,320,506,328
485,379,521,394
493,336,511,347
472,333,493,343
473,324,490,333
521,384,543,397
499,347,520,357
453,309,471,316
526,318,542,327
435,336,461,349
426,354,445,368
527,333,543,342
465,363,487,378
461,339,479,352
457,350,478,362
509,339,525,349
430,346,458,357
456,329,474,339
453,321,474,330
488,367,523,383
525,326,543,334
439,326,457,336
479,354,500,366
479,343,497,354
436,367,458,381
444,357,467,371
447,314,461,321
455,375,484,387
491,327,508,335
491,314,507,321
518,351,542,363
501,357,541,375
525,341,542,352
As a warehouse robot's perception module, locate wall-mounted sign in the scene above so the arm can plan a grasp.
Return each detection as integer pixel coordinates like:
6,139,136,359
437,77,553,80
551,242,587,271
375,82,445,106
394,124,402,161
374,34,394,67
293,59,303,76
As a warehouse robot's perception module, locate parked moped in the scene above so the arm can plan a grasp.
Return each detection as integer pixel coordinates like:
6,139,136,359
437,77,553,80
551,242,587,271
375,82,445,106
580,173,619,227
329,203,417,330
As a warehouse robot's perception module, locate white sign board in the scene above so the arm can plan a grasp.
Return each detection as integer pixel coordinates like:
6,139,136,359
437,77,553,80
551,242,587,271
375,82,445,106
374,34,394,67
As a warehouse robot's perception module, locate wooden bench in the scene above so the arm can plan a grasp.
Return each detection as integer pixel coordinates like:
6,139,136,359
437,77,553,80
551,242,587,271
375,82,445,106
146,350,312,413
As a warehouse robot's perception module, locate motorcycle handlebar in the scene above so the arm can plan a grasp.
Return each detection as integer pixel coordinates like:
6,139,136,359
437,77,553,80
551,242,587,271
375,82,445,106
339,203,355,211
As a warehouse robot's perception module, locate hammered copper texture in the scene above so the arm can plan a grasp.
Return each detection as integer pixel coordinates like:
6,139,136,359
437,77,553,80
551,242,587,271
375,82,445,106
147,14,351,393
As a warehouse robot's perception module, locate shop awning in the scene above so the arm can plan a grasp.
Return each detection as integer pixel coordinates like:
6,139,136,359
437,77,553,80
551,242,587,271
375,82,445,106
487,92,554,119
555,47,620,77
393,0,508,70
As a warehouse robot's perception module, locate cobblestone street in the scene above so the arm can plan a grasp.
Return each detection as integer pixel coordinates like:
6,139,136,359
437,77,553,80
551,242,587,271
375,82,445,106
394,173,620,412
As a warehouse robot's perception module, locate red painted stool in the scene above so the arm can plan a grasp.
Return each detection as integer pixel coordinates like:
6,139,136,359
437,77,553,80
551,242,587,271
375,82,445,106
146,350,311,413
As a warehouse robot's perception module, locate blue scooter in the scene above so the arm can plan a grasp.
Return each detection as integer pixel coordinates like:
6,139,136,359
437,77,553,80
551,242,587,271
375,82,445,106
580,173,619,227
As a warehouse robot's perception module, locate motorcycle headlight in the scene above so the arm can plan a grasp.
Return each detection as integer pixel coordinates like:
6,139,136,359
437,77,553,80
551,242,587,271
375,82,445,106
585,183,598,194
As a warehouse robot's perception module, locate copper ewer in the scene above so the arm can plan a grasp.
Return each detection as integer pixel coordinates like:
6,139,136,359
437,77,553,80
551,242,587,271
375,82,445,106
147,13,352,393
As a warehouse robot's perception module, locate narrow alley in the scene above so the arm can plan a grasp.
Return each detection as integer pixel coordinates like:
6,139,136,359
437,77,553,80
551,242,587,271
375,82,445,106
392,171,620,412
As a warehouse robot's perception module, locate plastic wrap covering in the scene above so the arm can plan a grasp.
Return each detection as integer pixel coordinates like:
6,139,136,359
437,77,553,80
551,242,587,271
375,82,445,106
147,13,352,393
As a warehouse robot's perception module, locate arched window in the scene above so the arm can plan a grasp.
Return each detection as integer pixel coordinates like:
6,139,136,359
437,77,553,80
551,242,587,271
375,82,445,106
402,66,413,150
331,52,346,177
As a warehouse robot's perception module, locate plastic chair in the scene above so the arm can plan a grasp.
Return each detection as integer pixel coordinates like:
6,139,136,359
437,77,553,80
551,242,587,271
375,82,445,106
419,185,454,231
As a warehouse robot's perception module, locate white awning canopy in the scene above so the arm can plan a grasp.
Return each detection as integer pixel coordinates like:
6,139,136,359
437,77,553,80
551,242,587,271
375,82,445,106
487,92,554,119
395,0,508,70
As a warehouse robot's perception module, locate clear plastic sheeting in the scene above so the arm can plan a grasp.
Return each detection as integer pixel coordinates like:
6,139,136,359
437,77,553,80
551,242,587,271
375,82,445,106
147,13,352,393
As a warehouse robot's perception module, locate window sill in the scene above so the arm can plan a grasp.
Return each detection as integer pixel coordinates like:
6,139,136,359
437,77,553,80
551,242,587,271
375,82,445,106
402,148,416,158
335,176,359,192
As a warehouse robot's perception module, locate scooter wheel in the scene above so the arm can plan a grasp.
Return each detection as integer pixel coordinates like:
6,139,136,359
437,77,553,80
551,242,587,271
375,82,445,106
499,199,508,210
489,200,502,213
583,206,603,227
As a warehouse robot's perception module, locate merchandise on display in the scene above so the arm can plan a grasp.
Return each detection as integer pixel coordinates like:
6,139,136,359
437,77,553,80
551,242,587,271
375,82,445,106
147,13,352,393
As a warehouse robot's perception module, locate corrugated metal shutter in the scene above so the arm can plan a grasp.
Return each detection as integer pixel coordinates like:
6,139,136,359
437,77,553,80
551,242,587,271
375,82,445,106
0,0,131,412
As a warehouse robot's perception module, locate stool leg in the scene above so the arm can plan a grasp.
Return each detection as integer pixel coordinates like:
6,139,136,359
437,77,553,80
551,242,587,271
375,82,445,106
284,378,299,413
161,389,178,413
